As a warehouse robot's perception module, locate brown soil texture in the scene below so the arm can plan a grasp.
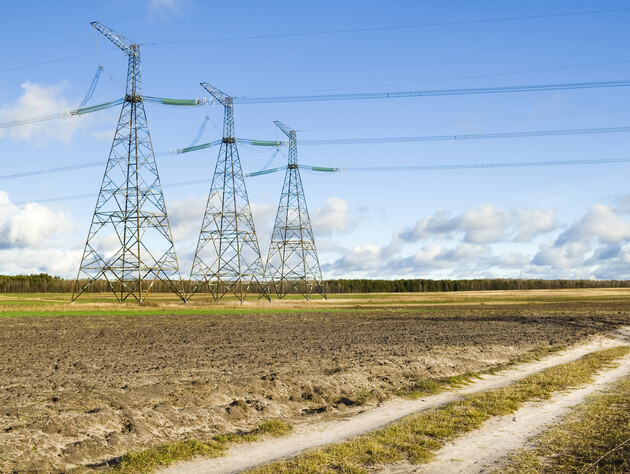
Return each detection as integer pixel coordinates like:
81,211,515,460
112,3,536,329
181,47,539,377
0,302,628,471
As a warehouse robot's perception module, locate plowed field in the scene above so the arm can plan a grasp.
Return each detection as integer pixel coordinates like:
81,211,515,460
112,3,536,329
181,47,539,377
1,291,629,471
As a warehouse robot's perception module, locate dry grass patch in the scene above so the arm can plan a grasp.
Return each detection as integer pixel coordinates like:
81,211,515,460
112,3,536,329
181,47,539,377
499,373,630,473
247,346,630,473
107,420,292,473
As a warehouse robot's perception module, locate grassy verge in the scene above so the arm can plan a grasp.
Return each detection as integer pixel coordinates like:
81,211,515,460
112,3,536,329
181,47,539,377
100,344,587,473
105,420,292,473
396,344,566,400
246,346,630,473
499,373,630,473
0,307,394,318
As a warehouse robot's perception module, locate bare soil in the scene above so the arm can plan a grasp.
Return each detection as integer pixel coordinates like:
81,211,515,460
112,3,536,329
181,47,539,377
0,299,628,471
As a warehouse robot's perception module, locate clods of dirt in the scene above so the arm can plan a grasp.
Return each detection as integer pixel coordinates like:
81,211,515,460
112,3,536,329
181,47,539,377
0,301,627,471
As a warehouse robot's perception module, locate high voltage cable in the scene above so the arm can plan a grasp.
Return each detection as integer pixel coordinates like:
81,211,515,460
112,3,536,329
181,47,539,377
6,124,630,181
0,51,110,74
0,162,103,181
0,99,124,130
77,66,103,109
288,58,630,95
9,156,630,206
344,157,630,173
299,126,630,146
8,178,218,206
0,96,206,130
143,96,208,106
172,125,630,154
234,79,630,104
1,79,627,130
146,7,630,46
298,106,630,132
2,8,628,75
246,165,340,177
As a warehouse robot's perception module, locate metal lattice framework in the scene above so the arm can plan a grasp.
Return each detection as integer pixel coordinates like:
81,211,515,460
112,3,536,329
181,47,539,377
266,121,326,299
188,83,269,302
72,22,184,303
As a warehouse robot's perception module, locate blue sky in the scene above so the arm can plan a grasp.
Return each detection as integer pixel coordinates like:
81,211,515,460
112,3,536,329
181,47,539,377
1,0,630,280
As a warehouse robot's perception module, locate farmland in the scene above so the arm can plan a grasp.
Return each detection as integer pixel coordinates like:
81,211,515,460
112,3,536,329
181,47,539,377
0,289,629,471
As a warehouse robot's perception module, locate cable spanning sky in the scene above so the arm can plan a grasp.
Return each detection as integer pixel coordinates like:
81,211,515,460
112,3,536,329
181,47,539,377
1,0,630,280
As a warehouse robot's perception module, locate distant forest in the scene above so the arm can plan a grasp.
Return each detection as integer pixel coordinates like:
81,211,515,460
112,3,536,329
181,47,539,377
0,273,629,294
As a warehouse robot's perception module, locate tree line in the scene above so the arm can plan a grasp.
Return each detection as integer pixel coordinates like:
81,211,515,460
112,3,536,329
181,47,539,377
321,278,630,293
0,273,628,294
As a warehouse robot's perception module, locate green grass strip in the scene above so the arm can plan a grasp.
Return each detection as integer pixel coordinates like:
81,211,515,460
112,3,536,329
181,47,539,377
499,372,630,473
0,306,431,318
109,420,292,473
247,346,630,473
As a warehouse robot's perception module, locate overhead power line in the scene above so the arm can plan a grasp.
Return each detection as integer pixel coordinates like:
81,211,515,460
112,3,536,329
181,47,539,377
0,162,103,181
3,8,627,75
0,96,206,130
10,156,630,206
235,79,630,104
146,7,630,46
170,124,630,155
298,106,630,132
0,79,627,130
298,126,630,146
6,124,630,182
0,99,124,130
0,51,105,74
344,156,630,173
289,58,630,95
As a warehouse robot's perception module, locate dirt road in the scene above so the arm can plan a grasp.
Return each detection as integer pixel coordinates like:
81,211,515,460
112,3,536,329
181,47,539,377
161,326,630,474
1,299,628,471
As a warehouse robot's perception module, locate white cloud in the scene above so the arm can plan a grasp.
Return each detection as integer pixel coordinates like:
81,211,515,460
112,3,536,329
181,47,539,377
400,203,551,244
311,197,352,235
327,244,382,272
91,129,115,141
615,194,630,214
399,211,457,241
514,209,557,241
0,82,88,143
458,204,510,243
532,244,585,268
325,241,487,276
250,201,276,228
0,192,73,248
397,242,486,272
0,192,80,277
481,252,531,268
147,0,189,18
585,243,621,264
555,204,630,245
319,199,630,280
167,195,206,243
164,195,275,274
0,248,81,276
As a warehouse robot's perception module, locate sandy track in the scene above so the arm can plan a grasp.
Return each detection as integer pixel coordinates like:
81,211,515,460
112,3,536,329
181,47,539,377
161,326,630,474
6,305,626,471
386,351,630,473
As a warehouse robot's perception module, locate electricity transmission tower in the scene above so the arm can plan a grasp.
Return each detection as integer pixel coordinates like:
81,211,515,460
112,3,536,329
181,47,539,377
72,22,184,303
188,83,269,302
266,121,326,300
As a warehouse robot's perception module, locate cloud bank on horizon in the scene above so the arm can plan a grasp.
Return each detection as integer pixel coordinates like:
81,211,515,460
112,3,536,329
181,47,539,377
318,196,630,281
1,190,629,281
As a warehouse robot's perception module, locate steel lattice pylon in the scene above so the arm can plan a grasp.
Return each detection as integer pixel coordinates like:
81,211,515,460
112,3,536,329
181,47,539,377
72,22,184,303
188,83,269,302
266,121,326,300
